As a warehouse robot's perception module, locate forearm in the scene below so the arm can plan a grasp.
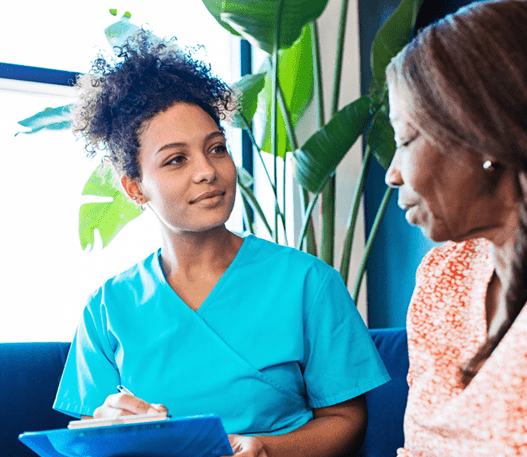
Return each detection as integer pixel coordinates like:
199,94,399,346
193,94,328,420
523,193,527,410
255,398,366,457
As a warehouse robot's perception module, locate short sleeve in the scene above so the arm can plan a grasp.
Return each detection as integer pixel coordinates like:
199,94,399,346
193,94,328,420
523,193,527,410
53,292,121,418
302,268,390,408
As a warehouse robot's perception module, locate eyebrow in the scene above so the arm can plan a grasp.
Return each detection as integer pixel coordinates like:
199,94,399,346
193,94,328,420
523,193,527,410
155,131,225,155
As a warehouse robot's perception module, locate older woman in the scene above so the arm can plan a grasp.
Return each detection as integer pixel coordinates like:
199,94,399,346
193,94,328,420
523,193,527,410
385,0,527,455
52,31,389,457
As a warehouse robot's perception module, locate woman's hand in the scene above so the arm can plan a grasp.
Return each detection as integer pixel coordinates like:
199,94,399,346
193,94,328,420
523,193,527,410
91,392,168,419
224,434,268,457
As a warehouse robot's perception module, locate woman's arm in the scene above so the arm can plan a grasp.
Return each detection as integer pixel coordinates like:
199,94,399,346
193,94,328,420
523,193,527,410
227,395,367,457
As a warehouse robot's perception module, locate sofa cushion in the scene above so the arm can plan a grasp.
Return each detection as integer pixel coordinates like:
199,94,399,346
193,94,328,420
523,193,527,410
1,328,409,457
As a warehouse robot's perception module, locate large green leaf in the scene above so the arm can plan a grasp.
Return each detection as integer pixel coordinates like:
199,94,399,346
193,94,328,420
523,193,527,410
201,1,241,37
16,105,72,136
293,96,374,193
260,25,314,158
202,0,328,54
231,72,267,129
79,164,142,251
371,0,424,89
367,103,396,170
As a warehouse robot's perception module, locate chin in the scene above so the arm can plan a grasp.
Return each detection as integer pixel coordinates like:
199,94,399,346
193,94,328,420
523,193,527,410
419,224,451,243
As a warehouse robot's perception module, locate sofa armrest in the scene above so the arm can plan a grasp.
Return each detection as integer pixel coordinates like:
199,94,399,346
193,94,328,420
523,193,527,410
0,342,71,457
359,328,409,457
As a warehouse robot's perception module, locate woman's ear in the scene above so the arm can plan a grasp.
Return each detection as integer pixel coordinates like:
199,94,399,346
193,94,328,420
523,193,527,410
121,176,146,205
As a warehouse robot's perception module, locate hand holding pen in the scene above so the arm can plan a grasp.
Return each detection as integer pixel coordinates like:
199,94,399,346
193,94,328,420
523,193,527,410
91,384,168,420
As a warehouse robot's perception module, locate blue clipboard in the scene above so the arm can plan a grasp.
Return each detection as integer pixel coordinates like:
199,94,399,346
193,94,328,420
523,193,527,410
19,414,233,457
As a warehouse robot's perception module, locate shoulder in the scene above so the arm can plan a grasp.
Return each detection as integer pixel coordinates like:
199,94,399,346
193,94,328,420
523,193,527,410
86,249,161,311
240,235,345,308
242,235,331,275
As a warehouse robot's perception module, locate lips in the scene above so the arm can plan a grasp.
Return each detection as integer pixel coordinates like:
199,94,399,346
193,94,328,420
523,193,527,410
398,200,416,211
190,190,225,204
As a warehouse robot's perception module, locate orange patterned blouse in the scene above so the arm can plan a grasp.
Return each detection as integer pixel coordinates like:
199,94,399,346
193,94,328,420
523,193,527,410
398,238,527,456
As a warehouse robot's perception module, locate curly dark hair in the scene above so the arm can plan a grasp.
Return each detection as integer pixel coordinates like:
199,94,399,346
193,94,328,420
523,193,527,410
73,29,235,178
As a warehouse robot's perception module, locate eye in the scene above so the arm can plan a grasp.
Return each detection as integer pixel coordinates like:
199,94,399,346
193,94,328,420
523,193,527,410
210,144,228,155
168,155,185,165
396,133,419,151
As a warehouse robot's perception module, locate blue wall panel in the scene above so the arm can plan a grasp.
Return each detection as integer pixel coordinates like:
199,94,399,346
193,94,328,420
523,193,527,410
358,0,471,328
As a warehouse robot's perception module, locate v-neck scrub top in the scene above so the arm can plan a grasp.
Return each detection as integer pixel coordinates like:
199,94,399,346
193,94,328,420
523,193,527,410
54,235,389,435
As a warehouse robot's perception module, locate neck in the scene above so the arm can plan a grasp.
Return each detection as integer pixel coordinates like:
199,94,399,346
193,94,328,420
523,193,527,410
487,208,519,285
160,225,243,278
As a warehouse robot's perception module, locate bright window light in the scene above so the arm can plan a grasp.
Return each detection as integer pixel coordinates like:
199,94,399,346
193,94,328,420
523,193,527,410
0,1,235,81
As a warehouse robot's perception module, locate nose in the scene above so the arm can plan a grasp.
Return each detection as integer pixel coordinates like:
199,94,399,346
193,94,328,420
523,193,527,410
385,149,403,188
193,153,217,183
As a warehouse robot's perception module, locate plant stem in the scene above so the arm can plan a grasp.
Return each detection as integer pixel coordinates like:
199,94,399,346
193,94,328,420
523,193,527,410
238,179,274,237
293,21,324,256
320,178,335,266
351,186,394,303
241,192,255,234
296,174,331,251
277,83,297,244
300,187,318,256
277,84,299,150
311,21,325,128
320,0,349,267
271,0,286,243
331,0,349,116
339,145,373,285
239,114,287,236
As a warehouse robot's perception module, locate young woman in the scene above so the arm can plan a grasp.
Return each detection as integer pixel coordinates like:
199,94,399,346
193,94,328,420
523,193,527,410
53,31,389,457
385,1,527,455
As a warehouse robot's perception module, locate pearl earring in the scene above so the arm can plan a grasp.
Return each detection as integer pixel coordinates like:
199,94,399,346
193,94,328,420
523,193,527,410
483,160,497,172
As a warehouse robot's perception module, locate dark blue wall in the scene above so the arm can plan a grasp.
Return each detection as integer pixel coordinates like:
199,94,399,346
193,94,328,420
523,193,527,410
358,0,472,328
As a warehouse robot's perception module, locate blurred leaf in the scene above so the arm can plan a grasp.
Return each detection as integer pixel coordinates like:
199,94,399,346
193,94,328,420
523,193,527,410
201,0,242,36
105,14,141,48
202,0,328,53
293,96,374,193
371,0,424,89
367,103,396,170
231,72,267,129
237,166,254,187
79,164,142,251
16,105,72,136
260,25,314,158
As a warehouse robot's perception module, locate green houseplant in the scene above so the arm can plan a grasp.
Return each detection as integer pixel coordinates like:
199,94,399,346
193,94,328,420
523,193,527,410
17,0,424,302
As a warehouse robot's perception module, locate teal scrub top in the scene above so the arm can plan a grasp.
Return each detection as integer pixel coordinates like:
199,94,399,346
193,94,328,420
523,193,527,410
53,235,389,435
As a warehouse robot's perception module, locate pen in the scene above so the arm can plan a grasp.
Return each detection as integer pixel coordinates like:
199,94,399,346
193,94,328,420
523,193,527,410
117,384,170,418
117,385,135,396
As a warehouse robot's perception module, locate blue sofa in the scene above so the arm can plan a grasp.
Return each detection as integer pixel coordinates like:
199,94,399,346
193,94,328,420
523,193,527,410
0,328,409,457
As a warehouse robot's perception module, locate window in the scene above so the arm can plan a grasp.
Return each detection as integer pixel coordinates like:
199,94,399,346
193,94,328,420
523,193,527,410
0,2,243,342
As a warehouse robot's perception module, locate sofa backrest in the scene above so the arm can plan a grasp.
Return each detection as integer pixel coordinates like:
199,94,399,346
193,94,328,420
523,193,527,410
0,328,408,457
0,342,71,457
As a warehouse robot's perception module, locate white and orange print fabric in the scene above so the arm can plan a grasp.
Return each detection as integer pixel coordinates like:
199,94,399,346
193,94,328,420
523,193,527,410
398,238,527,457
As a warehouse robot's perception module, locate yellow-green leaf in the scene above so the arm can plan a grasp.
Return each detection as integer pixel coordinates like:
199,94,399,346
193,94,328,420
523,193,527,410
79,164,142,251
